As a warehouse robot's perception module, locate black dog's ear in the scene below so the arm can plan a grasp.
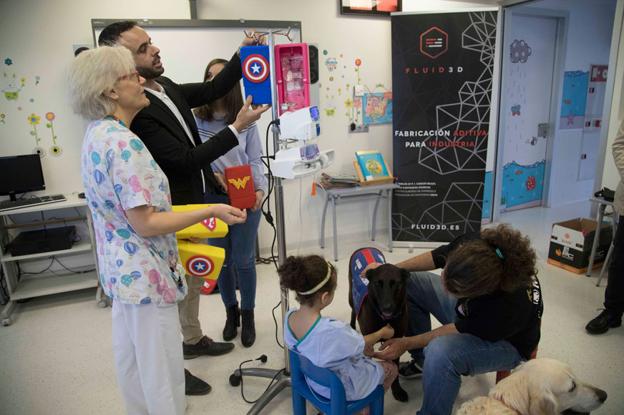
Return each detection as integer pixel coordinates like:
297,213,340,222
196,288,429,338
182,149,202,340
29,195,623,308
365,266,379,281
400,268,410,282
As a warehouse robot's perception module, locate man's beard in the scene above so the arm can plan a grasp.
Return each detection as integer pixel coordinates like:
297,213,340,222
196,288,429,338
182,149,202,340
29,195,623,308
137,65,164,80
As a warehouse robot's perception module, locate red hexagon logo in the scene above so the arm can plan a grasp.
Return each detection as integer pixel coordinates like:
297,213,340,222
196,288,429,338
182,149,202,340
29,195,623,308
420,26,448,59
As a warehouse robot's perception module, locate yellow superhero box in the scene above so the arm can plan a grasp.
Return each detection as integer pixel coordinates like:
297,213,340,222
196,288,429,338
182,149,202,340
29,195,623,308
173,204,228,239
173,204,228,281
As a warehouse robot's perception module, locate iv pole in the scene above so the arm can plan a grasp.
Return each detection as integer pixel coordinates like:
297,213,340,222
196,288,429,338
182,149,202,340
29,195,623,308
229,28,291,415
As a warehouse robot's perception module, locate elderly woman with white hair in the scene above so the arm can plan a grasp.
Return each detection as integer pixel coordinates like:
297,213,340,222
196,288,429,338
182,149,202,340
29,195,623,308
68,46,247,415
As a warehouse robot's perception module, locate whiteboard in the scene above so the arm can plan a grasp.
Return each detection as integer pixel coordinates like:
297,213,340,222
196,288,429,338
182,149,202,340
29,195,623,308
91,19,302,153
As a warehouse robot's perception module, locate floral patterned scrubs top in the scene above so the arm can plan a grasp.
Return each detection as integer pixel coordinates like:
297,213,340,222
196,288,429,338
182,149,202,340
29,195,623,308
81,118,187,305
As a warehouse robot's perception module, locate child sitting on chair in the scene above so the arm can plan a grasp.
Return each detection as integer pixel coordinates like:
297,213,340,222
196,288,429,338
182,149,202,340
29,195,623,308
279,255,398,404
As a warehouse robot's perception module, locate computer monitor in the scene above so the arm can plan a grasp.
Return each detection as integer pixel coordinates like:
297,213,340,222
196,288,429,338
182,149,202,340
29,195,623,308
0,154,45,201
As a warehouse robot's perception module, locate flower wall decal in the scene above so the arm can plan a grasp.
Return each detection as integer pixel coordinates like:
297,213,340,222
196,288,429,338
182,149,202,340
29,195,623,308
27,112,44,155
45,112,61,156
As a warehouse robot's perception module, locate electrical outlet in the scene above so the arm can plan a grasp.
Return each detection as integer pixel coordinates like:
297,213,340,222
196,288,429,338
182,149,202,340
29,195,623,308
349,123,369,134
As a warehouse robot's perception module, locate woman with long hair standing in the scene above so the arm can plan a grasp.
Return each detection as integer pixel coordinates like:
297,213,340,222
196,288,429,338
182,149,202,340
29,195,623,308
194,58,267,347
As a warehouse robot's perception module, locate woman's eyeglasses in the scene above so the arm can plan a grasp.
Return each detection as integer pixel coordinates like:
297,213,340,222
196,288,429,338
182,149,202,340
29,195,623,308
117,71,141,82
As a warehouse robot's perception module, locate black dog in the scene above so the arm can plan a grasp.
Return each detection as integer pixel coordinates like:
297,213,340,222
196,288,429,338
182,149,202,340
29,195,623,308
348,250,410,403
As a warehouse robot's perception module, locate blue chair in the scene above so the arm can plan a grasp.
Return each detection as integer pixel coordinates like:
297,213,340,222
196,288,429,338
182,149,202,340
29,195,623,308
289,350,385,415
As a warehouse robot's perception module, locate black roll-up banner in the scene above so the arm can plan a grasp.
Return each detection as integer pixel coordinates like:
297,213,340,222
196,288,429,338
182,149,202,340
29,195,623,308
391,11,498,243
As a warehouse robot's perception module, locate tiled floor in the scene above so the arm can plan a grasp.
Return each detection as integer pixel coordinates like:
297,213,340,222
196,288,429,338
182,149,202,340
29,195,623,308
0,201,621,414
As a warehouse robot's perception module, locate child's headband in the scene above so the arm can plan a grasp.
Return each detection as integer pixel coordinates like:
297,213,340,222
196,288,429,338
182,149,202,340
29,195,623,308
298,261,333,295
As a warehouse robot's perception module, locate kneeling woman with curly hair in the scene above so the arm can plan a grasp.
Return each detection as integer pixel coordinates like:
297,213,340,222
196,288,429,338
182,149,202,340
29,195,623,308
371,224,543,415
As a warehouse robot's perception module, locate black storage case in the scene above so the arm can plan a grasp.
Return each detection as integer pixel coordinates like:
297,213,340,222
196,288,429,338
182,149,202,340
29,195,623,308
6,226,76,256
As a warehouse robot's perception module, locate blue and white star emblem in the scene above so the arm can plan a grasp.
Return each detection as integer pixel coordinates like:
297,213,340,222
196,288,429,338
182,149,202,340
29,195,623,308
242,54,269,83
186,256,213,277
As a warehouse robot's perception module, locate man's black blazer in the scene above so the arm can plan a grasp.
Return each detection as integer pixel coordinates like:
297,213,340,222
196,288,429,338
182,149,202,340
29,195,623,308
130,53,242,205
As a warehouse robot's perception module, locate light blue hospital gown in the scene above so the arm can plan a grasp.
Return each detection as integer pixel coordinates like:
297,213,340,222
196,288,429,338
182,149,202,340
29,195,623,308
81,118,187,306
284,309,384,401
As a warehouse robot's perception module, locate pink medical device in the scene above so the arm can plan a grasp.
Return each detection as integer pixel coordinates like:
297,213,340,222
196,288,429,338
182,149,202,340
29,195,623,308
274,43,311,115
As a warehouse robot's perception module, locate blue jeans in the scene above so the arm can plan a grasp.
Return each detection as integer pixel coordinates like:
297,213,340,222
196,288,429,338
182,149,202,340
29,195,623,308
208,208,261,311
406,272,523,415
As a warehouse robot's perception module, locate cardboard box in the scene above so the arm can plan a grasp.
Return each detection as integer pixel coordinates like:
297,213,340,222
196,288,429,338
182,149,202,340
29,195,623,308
547,218,612,273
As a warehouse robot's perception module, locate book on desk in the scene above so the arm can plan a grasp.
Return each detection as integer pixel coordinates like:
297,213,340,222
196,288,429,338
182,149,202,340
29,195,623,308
353,150,394,186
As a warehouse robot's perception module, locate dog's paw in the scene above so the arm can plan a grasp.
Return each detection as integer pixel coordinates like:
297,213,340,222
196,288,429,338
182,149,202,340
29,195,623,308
391,383,409,402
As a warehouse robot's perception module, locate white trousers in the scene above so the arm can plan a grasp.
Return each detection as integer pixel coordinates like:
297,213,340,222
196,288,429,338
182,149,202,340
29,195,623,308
112,300,186,415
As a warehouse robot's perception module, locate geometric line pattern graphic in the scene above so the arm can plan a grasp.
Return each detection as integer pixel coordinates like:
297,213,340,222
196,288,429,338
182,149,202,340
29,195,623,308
419,12,497,175
392,213,424,241
393,182,483,240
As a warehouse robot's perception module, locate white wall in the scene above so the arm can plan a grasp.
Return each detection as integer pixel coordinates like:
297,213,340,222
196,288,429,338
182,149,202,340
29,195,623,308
0,0,495,256
403,0,497,12
0,0,189,194
198,0,496,253
199,0,394,253
0,0,190,270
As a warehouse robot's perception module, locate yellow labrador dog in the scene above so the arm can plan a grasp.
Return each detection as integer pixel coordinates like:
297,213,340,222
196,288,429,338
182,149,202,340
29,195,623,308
457,358,607,415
